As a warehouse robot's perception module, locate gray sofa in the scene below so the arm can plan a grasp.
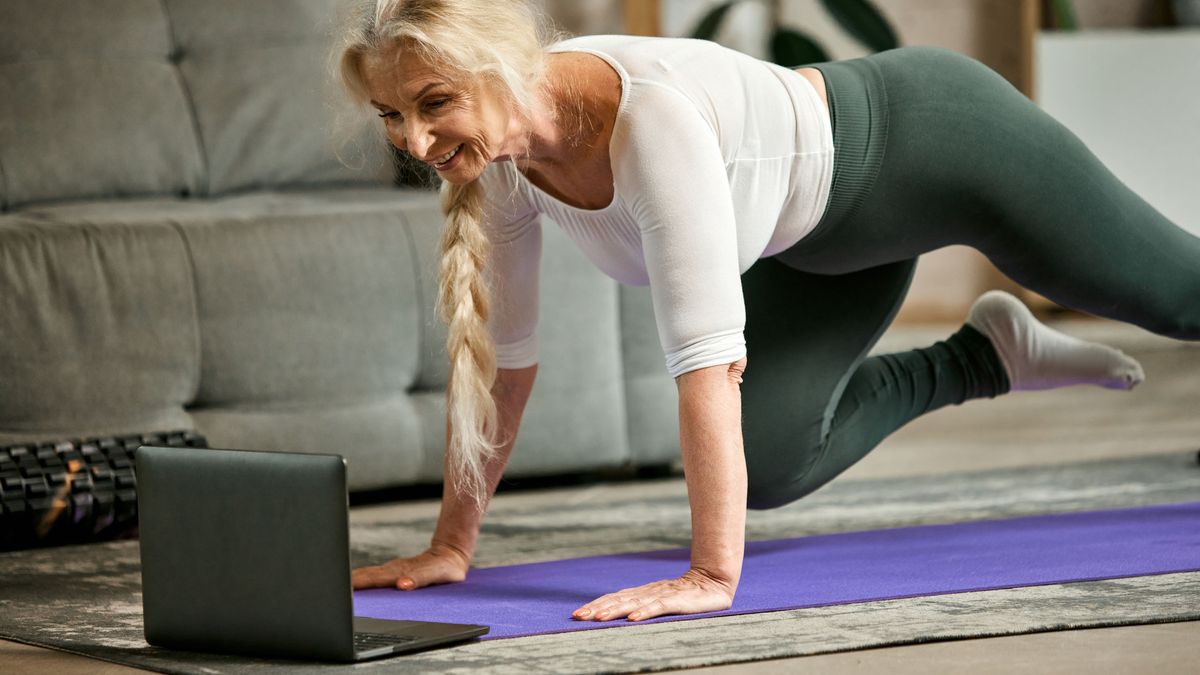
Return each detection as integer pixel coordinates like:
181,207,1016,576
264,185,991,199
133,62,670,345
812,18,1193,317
0,0,679,491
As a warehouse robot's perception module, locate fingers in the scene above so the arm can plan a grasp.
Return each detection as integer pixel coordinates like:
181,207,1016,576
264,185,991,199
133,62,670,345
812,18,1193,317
628,598,668,621
395,565,441,590
350,561,422,591
351,564,396,590
571,575,735,622
571,583,663,622
573,593,666,622
572,584,644,620
351,553,468,592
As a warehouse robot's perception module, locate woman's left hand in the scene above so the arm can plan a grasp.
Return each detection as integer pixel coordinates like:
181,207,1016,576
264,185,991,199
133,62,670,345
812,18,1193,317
571,568,735,622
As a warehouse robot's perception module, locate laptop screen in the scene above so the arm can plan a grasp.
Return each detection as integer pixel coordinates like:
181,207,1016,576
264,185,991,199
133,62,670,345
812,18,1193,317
136,446,355,660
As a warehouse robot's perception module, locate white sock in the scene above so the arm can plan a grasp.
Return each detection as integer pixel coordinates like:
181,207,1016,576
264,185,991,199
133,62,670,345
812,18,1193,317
966,290,1145,392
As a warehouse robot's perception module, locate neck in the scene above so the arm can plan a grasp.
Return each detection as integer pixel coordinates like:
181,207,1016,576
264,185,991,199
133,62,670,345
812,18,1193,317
498,57,601,173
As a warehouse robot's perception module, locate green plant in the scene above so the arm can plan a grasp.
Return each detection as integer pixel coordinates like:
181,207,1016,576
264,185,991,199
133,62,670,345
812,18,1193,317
1047,0,1078,31
691,0,898,65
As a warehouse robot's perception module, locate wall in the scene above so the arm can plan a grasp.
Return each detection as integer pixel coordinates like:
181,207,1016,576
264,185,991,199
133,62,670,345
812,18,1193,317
1037,30,1200,238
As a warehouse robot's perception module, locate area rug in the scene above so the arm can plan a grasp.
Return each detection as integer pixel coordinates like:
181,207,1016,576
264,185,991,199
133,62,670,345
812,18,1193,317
1,452,1198,674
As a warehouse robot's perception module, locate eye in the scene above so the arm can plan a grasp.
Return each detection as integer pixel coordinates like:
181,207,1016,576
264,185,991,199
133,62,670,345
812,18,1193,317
425,98,448,111
377,111,401,120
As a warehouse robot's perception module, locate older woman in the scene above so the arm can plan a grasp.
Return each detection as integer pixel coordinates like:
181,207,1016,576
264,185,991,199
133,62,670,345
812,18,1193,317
341,0,1198,623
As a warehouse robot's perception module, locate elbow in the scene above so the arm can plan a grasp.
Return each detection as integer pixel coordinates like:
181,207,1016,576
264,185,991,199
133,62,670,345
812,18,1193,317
727,356,747,385
676,356,748,389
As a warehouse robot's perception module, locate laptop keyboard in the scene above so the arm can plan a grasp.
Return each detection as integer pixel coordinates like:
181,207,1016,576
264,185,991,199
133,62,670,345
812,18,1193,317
0,430,207,551
353,632,419,651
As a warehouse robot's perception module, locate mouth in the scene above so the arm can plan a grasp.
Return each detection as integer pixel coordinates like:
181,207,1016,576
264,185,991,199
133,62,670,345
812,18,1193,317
430,144,464,171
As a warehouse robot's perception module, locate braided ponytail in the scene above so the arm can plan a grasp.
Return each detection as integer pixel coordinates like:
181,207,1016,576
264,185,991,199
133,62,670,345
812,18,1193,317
437,179,499,507
338,0,562,507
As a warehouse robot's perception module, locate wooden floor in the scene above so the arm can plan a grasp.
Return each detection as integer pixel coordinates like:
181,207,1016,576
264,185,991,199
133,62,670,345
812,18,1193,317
3,319,1198,674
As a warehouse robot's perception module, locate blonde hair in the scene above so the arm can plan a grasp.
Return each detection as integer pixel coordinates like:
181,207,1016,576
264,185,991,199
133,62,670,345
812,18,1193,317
338,0,558,509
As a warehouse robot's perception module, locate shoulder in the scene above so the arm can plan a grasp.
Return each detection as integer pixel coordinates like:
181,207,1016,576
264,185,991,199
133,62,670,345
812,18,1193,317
548,34,734,69
613,81,717,164
548,35,726,138
476,162,537,231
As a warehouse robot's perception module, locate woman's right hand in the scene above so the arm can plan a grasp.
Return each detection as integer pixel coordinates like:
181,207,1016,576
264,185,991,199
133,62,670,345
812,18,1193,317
351,543,471,591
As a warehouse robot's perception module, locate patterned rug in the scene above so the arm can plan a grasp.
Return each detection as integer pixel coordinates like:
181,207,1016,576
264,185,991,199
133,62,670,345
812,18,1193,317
1,452,1198,674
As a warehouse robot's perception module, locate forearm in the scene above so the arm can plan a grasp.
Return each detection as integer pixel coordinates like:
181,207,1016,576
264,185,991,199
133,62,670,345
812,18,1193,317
676,358,748,591
431,364,538,562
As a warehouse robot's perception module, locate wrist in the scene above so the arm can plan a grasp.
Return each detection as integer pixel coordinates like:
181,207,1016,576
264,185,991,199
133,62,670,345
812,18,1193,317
684,565,739,597
429,538,473,570
689,537,745,593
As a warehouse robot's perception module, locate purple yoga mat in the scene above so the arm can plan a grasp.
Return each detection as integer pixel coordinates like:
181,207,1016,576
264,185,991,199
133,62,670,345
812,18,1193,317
354,501,1200,640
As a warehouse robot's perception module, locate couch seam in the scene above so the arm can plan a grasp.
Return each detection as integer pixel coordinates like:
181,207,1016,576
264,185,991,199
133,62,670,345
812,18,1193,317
397,207,429,390
0,146,8,211
614,283,635,467
168,220,205,411
158,0,212,198
396,207,438,476
188,390,413,415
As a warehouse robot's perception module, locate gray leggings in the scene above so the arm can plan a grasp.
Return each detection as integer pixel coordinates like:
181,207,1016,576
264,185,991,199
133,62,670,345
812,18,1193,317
742,46,1200,509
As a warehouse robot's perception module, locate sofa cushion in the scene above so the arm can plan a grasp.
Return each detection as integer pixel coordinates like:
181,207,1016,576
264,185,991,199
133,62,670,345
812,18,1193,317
620,285,681,465
7,188,432,489
406,215,633,479
0,0,206,209
189,396,425,491
0,213,199,436
121,189,429,489
513,224,630,476
164,0,389,194
175,191,422,409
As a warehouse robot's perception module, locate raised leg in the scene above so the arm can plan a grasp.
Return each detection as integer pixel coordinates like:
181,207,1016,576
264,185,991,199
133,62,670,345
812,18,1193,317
788,46,1200,339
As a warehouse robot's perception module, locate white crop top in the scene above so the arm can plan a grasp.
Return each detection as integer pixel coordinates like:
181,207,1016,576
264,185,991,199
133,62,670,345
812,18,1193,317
479,35,835,378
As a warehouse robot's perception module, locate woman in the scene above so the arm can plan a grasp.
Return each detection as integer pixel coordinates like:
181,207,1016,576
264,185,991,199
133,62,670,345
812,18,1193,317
341,0,1199,623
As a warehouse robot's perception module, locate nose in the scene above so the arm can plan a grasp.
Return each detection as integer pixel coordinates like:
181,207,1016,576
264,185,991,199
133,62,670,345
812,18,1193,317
402,118,435,161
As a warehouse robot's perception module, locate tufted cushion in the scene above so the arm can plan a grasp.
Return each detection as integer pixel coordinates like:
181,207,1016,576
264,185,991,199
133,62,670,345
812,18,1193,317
620,284,680,465
0,0,206,209
177,190,424,488
407,215,633,479
180,209,419,407
510,222,630,477
0,213,199,436
164,0,389,195
5,188,435,489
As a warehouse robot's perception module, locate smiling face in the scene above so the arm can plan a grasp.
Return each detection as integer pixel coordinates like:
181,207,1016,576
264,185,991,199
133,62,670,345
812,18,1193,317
359,46,518,185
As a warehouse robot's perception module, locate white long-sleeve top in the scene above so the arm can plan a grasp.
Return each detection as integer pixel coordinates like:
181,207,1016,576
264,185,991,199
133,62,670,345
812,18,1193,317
480,34,835,378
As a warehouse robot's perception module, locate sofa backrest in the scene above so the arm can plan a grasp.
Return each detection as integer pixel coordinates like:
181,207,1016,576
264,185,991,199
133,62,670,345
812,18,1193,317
0,0,386,211
0,0,206,209
164,0,387,194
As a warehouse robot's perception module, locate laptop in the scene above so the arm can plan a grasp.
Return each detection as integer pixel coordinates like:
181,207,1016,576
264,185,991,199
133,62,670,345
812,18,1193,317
135,445,488,661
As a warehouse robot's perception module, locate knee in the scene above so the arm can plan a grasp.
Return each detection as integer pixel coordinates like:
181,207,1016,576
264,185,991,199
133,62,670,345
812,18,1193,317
744,438,826,510
746,487,792,511
1161,319,1200,341
1169,312,1200,340
746,475,815,511
1141,304,1200,341
1158,319,1200,341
